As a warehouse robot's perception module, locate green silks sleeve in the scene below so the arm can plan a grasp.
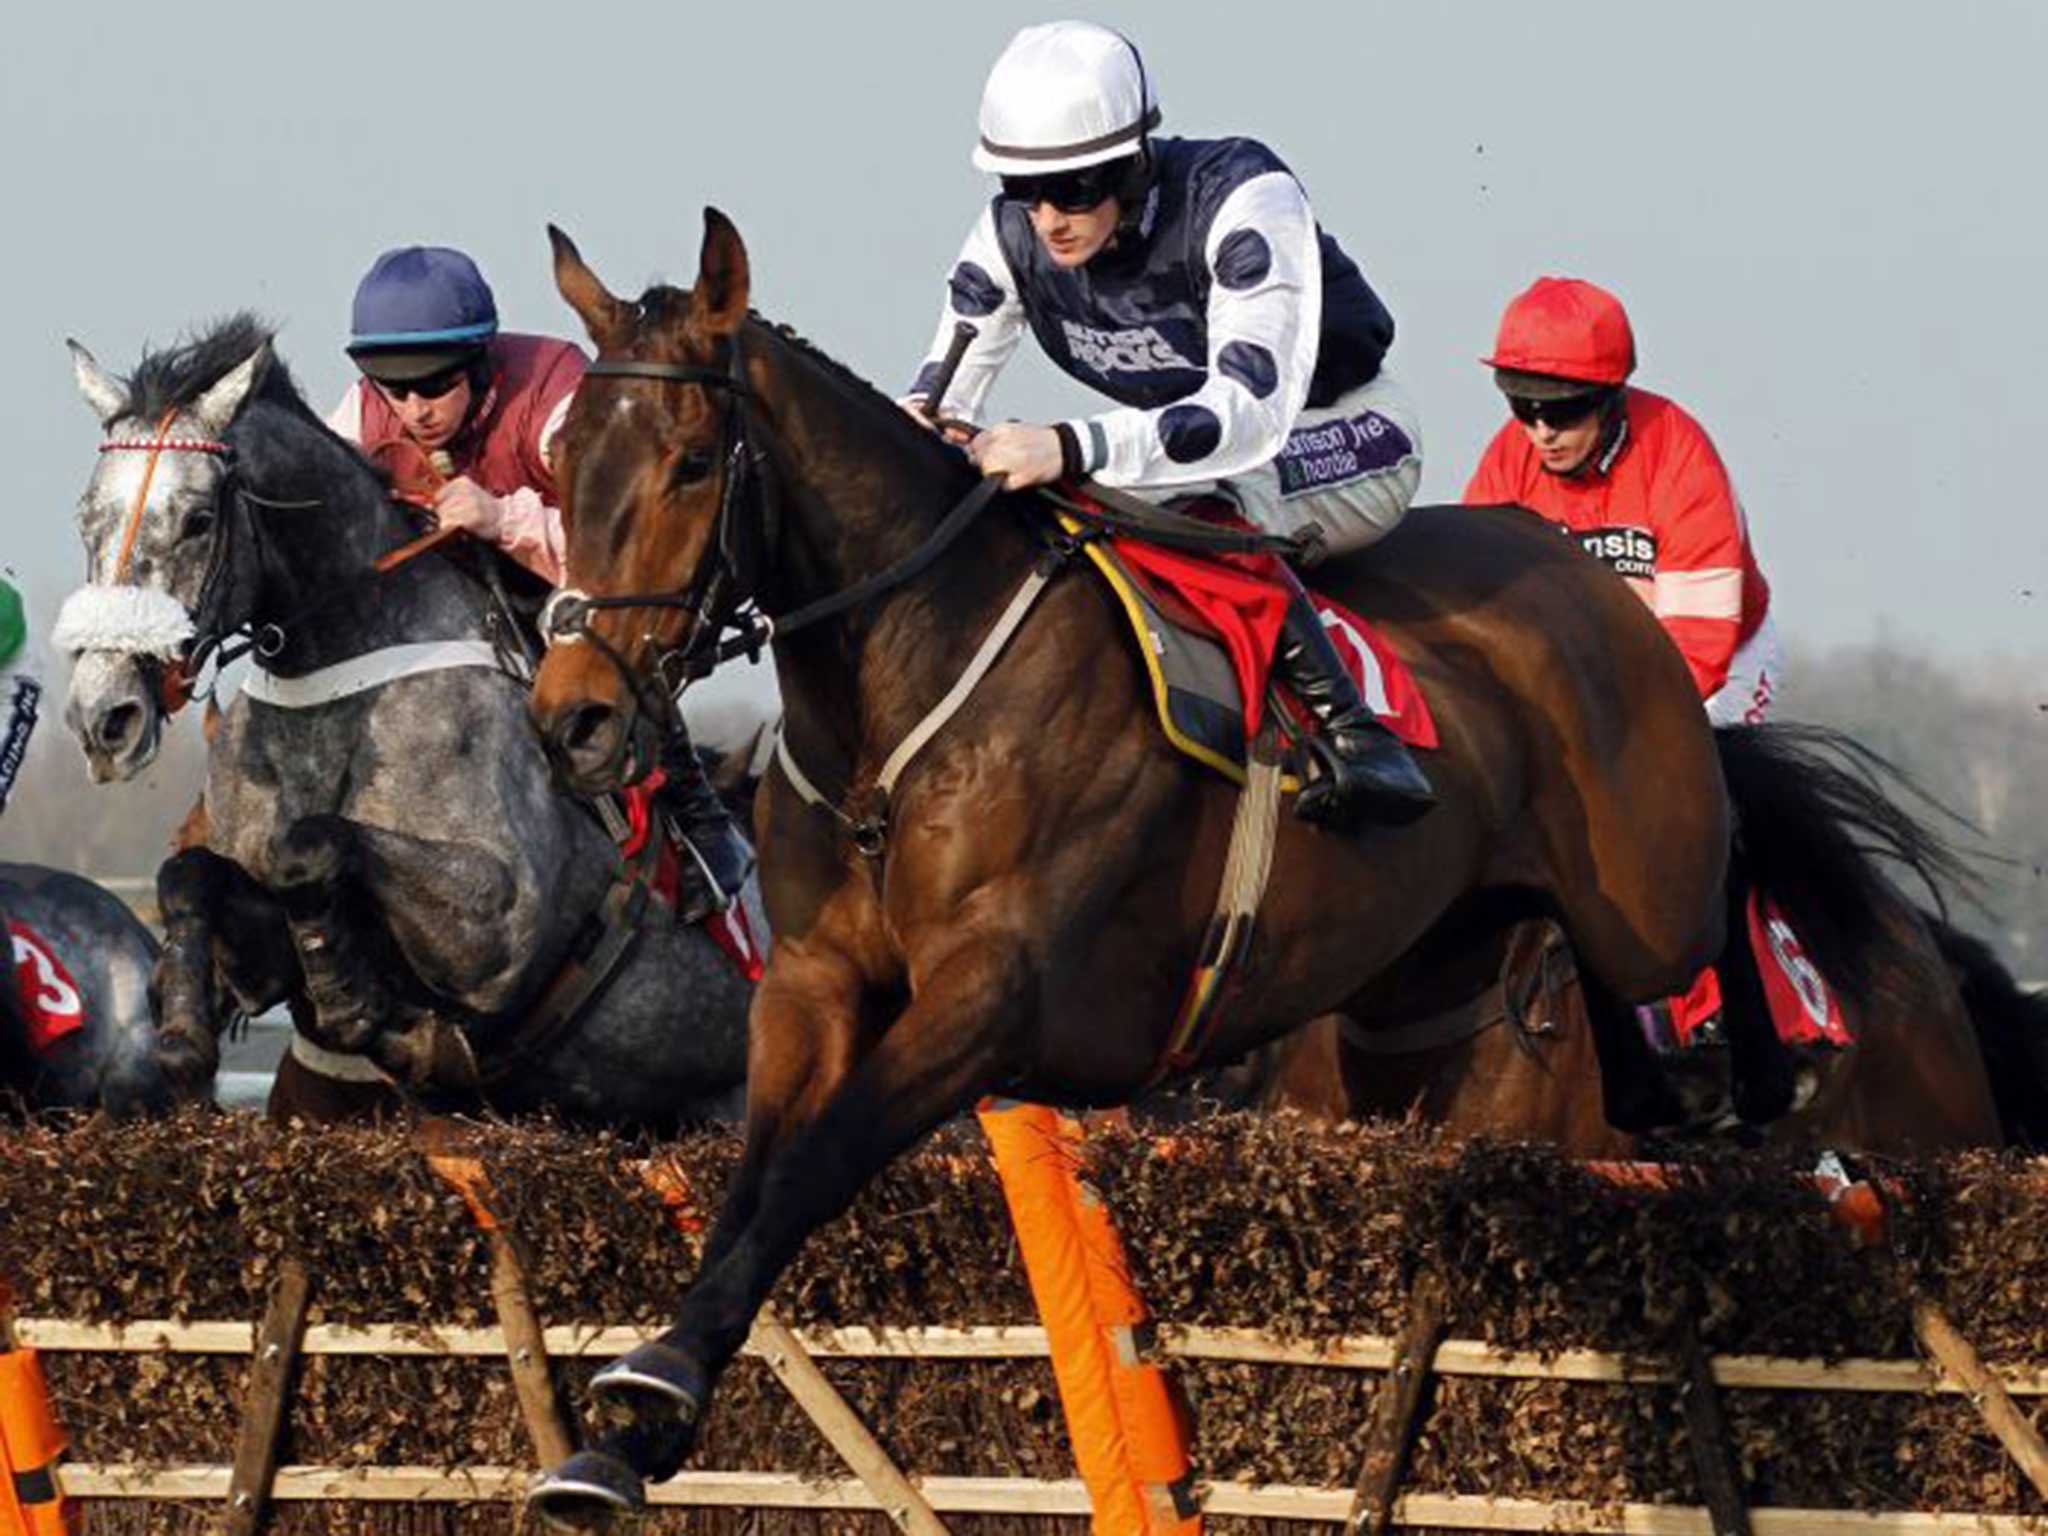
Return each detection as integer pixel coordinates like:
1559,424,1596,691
0,579,25,671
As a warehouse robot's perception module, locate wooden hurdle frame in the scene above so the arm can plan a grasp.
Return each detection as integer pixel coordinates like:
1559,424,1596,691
12,1122,2048,1534
20,1310,2048,1531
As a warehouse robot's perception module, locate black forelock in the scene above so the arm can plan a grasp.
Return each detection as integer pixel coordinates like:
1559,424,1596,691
123,312,300,423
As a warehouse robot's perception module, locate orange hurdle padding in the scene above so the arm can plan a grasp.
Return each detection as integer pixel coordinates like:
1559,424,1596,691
0,1348,73,1536
979,1100,1200,1535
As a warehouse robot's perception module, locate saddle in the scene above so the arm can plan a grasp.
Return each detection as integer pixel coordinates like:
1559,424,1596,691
1070,505,1436,784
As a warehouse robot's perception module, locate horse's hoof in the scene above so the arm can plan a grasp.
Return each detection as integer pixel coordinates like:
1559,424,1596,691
526,1450,644,1533
592,1339,709,1413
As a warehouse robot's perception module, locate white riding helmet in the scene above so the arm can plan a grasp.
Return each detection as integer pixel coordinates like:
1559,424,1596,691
971,21,1160,176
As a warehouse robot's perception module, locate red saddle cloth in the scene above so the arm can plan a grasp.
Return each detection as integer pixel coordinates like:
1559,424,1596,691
1108,531,1438,749
9,921,86,1055
1670,892,1853,1050
618,772,764,982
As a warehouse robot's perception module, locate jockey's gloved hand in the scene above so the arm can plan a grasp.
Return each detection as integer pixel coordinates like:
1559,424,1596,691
969,421,1066,488
433,476,505,540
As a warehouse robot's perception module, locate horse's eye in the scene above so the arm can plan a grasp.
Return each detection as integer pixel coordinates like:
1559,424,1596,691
671,450,717,487
180,506,216,540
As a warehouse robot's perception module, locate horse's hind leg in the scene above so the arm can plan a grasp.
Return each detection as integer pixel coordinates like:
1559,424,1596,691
156,847,296,1095
1712,862,1802,1124
1577,969,1697,1134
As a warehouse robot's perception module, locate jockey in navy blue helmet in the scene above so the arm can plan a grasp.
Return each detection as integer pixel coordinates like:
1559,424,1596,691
905,21,1434,828
334,246,754,921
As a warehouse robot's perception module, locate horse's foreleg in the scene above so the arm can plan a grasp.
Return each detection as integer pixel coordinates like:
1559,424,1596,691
698,945,870,1273
550,932,1028,1511
332,821,527,1002
272,815,523,1089
271,815,408,1057
155,848,294,1093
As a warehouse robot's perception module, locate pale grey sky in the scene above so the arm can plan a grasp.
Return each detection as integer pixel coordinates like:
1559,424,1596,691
5,0,2043,667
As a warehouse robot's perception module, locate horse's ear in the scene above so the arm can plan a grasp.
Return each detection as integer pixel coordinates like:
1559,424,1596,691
189,341,270,437
68,340,127,427
550,224,628,346
690,207,750,337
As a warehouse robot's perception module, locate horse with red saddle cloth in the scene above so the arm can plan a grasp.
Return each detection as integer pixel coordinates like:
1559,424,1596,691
517,211,1794,1521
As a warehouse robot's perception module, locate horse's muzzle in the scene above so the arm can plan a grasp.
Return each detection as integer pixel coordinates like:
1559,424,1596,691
65,652,164,783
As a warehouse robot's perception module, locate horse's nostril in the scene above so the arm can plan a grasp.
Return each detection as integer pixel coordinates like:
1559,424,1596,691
96,701,142,754
562,702,617,756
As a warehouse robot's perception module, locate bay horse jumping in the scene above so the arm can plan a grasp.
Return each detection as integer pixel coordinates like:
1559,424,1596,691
522,211,1739,1520
58,320,751,1126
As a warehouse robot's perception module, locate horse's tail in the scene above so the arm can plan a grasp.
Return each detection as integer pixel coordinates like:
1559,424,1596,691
1711,722,1973,1007
1926,915,2048,1148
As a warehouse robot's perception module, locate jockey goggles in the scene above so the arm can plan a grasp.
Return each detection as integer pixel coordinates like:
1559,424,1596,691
372,364,470,402
1507,390,1611,429
1001,164,1123,213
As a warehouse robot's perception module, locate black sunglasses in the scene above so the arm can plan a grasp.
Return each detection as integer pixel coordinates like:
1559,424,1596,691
1507,391,1609,429
1001,167,1120,214
373,366,470,403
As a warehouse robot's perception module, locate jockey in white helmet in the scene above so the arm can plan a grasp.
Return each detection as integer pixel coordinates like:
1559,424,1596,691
906,21,1434,827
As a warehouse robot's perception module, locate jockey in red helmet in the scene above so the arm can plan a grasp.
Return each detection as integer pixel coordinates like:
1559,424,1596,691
1467,277,1792,1112
1465,277,1779,725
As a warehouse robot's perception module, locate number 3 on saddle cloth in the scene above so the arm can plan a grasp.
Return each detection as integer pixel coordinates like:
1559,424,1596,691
1078,510,1438,785
8,921,87,1055
1661,895,1854,1053
615,772,764,982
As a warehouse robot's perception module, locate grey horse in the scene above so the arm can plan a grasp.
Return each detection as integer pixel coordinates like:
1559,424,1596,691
56,316,750,1126
0,862,178,1115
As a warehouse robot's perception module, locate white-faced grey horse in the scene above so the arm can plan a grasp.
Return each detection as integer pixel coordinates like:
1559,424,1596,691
0,862,179,1115
55,316,751,1126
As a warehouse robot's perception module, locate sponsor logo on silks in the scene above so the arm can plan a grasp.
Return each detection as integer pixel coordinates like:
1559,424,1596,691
0,676,41,813
1573,525,1657,581
1060,320,1199,377
9,920,86,1055
1275,411,1414,499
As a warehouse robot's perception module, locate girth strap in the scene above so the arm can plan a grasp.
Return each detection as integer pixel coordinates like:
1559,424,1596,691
1147,729,1286,1086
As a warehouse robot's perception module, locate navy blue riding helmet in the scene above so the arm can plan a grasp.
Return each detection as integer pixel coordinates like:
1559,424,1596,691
347,247,499,382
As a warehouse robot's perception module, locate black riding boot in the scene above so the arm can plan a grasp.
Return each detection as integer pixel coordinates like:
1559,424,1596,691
654,726,754,923
1275,592,1436,829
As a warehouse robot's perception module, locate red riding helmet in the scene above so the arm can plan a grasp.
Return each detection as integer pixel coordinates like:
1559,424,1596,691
1482,277,1636,388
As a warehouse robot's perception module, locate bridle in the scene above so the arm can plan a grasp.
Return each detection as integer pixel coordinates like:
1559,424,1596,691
93,408,487,716
537,333,769,735
95,417,263,711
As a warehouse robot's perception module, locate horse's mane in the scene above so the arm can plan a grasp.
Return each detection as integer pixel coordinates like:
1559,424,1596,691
617,289,966,476
121,312,303,423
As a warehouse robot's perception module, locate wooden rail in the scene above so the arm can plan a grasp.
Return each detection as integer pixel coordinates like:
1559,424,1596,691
21,1317,2048,1397
48,1467,2048,1532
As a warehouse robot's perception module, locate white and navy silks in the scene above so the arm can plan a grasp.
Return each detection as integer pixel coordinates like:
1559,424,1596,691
909,137,1424,555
